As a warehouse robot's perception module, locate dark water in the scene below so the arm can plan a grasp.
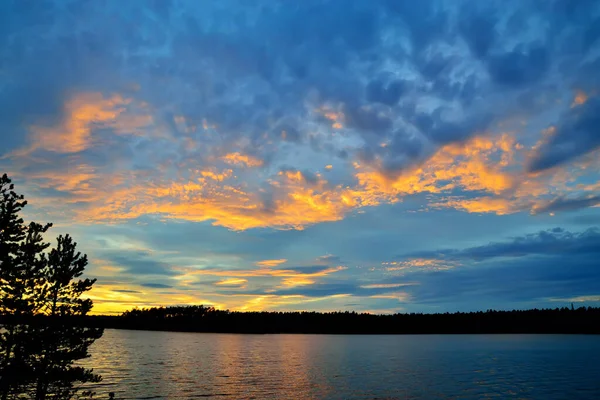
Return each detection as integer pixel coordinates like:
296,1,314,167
83,329,600,399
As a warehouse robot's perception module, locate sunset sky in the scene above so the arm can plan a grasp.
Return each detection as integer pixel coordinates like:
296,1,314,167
1,0,600,314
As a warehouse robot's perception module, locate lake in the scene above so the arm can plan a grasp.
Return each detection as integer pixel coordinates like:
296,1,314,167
83,329,600,399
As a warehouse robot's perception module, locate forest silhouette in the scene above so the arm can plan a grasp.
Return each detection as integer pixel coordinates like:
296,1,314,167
77,305,600,334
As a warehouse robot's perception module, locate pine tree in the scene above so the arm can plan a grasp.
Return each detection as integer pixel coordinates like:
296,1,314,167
33,235,103,400
0,174,103,399
0,174,51,398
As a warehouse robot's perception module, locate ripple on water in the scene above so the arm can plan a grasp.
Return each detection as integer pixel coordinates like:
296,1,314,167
80,331,600,400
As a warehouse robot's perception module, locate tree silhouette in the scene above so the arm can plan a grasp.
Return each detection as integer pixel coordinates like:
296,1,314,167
0,174,103,399
0,174,51,397
32,234,103,400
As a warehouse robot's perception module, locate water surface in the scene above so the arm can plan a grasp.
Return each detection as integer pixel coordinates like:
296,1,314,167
84,329,600,399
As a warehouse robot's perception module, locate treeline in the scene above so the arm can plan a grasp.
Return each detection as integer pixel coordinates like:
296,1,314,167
81,305,600,334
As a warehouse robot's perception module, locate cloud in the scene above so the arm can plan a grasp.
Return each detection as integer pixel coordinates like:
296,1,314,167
360,283,415,289
405,250,600,309
254,259,287,267
487,46,550,87
215,278,247,287
2,1,600,231
8,93,131,156
529,96,600,172
369,292,411,302
533,195,600,214
103,253,175,276
548,295,600,303
222,152,264,168
384,258,458,272
171,264,346,291
140,283,172,289
406,227,600,261
112,289,141,294
315,254,341,264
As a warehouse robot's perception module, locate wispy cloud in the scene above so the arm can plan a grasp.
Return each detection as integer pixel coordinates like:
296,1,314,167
255,259,288,267
215,278,248,287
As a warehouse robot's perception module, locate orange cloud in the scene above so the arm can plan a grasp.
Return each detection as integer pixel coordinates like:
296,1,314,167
0,132,541,229
29,93,130,154
15,128,596,229
356,133,518,201
200,169,233,181
281,276,317,287
169,265,346,291
188,266,345,280
215,278,248,287
315,106,345,129
571,89,588,108
255,259,287,267
5,91,157,162
6,91,600,231
222,152,263,167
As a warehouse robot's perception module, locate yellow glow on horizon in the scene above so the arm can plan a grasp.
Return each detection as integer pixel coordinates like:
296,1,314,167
87,287,357,315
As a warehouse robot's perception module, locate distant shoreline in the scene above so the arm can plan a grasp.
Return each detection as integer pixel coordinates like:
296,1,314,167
98,327,600,336
10,305,596,335
4,305,599,334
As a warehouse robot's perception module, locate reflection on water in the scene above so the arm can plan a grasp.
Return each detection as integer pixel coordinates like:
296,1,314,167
82,330,600,399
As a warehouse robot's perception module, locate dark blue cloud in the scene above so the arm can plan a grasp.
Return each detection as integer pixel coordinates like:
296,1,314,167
384,0,448,49
487,46,550,87
535,195,600,214
280,265,335,274
408,253,600,308
253,282,410,299
104,253,175,276
140,283,172,289
343,104,393,135
459,7,497,58
365,79,406,107
378,226,600,308
405,227,600,261
412,108,493,146
529,96,600,172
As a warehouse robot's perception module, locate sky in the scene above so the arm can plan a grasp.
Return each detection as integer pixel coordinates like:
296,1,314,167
1,0,600,315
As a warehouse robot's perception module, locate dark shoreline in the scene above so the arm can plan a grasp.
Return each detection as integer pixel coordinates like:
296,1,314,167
4,305,599,334
99,327,600,336
16,305,600,335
